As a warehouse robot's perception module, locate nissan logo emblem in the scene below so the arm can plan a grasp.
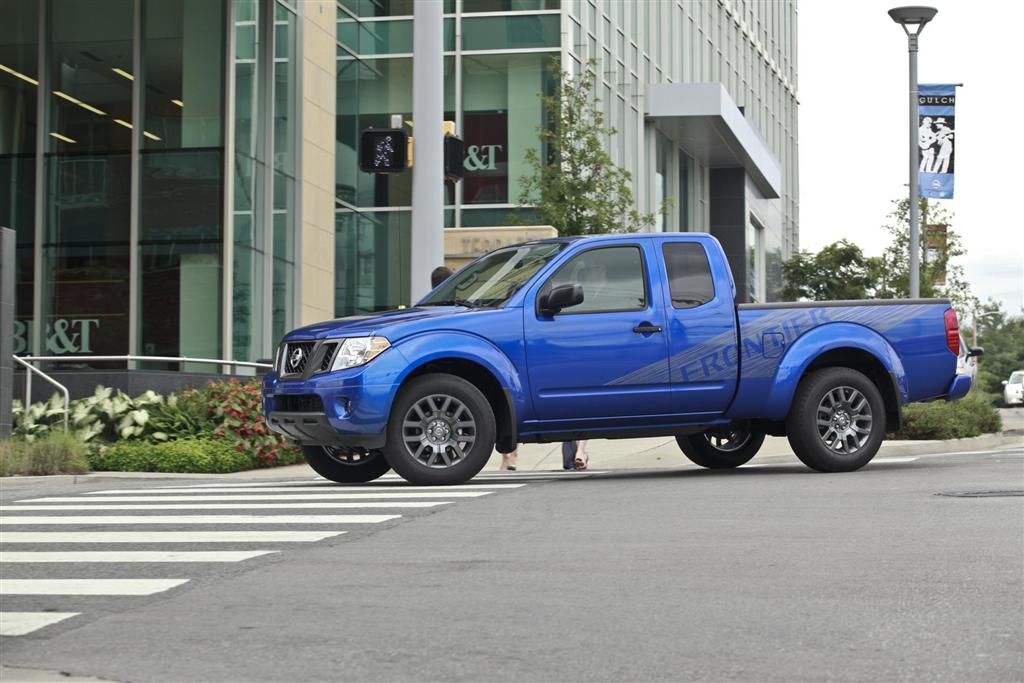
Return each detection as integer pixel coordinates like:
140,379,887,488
288,347,305,371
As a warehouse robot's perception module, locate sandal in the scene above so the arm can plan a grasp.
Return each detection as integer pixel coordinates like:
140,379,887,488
573,454,588,471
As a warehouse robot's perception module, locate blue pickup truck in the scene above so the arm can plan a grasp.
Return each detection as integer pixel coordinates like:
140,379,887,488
263,233,974,485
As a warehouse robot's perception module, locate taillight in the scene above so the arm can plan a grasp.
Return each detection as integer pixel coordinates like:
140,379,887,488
944,308,960,355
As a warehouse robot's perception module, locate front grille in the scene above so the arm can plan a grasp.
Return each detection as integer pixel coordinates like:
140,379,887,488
275,394,324,413
319,342,338,372
280,341,316,375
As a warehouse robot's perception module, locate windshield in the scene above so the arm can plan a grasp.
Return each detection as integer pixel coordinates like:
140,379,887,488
419,242,567,308
1010,372,1024,385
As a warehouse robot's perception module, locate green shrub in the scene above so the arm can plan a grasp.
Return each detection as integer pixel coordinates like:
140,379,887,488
90,438,253,474
895,391,1003,440
0,440,28,476
14,386,164,443
1,433,90,476
14,379,304,470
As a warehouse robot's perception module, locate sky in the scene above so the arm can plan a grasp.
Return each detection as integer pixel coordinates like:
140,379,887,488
798,0,1024,315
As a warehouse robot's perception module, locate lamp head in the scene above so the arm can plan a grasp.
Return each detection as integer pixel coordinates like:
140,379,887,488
888,6,938,34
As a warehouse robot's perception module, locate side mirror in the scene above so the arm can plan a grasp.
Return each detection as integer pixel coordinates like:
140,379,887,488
1003,380,1009,386
966,346,984,358
539,284,584,316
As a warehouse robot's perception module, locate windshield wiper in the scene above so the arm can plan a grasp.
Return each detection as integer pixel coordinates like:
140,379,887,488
423,298,482,308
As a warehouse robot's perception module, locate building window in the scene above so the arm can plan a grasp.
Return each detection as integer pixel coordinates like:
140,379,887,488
747,213,766,303
0,0,38,355
42,0,135,362
138,0,227,368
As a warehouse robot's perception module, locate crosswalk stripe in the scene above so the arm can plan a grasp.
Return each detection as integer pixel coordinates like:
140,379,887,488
0,531,346,543
0,551,277,563
80,487,517,495
157,483,526,491
0,579,189,595
0,514,400,525
23,492,490,502
0,612,79,636
1,502,449,511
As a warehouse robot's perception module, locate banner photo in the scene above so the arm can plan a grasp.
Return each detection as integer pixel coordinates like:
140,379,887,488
918,84,957,199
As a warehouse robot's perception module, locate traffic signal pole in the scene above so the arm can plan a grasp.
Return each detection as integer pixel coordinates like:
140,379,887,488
410,0,445,303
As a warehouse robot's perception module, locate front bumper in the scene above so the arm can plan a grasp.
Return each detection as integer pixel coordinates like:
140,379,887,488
945,374,972,402
262,352,408,448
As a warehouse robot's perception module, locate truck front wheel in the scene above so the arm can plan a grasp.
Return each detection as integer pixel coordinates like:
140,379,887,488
676,422,765,468
303,446,391,483
383,373,496,485
786,367,885,472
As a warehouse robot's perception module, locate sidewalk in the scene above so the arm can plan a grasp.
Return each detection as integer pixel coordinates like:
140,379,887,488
482,431,1023,472
21,431,1015,484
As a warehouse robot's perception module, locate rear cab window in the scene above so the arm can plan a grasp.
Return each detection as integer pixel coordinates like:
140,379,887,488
662,242,715,309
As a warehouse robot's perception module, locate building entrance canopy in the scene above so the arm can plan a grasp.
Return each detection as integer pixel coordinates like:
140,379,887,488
646,83,782,199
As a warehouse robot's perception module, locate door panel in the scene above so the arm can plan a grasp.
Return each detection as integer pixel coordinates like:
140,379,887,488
523,242,673,423
660,240,739,415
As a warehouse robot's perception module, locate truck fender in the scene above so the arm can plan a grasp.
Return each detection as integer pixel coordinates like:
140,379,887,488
390,330,528,427
762,323,908,420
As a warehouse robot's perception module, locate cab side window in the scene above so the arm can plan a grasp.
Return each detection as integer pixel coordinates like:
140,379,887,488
543,246,647,314
662,242,715,309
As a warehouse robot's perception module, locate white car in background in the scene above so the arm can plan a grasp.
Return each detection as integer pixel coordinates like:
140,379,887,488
1004,370,1024,406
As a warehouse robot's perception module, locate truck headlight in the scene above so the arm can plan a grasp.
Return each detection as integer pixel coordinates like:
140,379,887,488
331,336,391,371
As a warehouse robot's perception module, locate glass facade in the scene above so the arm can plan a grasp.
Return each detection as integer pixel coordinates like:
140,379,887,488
3,0,800,372
2,0,298,366
334,1,558,317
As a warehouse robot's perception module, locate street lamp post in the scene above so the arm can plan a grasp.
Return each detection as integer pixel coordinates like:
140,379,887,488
889,6,938,299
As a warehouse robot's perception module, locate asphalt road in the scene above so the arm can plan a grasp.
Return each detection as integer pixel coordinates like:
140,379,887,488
1,446,1022,682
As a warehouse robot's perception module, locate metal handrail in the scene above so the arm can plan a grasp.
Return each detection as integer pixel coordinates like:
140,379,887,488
15,355,274,374
12,355,70,432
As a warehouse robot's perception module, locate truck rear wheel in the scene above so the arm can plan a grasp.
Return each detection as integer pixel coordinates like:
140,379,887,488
676,422,765,468
786,367,885,472
303,445,391,483
383,373,496,485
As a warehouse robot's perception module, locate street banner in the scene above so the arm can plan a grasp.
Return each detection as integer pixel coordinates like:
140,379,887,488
918,83,957,199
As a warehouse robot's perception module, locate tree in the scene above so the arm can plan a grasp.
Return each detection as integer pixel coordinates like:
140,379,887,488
961,299,1024,398
782,240,883,301
513,59,662,235
782,197,975,311
875,198,975,311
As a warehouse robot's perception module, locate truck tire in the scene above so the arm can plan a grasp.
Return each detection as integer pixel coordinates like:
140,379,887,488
786,367,885,473
676,422,765,468
303,445,391,483
383,373,496,485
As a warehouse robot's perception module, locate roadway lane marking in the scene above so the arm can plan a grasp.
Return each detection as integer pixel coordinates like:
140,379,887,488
2,502,450,511
0,514,400,525
0,612,79,636
0,579,189,595
741,457,920,468
169,483,526,490
0,531,347,543
78,488,504,496
23,493,489,502
0,551,277,563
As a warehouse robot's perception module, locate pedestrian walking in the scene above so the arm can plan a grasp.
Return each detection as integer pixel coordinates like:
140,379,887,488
561,440,589,470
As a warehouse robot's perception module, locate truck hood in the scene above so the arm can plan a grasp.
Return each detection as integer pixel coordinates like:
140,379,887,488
283,306,476,341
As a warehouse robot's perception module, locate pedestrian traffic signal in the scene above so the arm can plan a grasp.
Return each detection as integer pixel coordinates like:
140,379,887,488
359,128,408,173
444,134,464,182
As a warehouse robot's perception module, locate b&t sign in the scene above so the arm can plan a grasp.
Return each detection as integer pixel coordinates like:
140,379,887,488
918,84,957,199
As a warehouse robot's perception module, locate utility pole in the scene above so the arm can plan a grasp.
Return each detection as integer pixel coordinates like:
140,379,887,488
1,228,15,437
889,6,937,299
409,0,444,304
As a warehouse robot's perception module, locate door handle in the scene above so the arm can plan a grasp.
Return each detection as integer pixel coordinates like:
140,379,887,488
633,324,663,334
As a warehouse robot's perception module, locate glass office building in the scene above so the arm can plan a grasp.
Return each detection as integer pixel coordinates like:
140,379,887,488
2,0,798,369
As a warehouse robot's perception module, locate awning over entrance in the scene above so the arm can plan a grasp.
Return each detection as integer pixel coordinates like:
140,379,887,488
646,83,781,199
